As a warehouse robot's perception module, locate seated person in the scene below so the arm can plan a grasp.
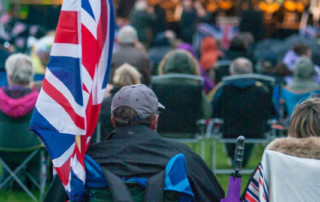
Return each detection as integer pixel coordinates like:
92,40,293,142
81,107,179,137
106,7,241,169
0,53,39,188
209,58,272,166
100,63,141,138
158,50,212,119
45,84,224,202
286,57,319,92
281,57,320,117
244,98,320,201
0,53,39,118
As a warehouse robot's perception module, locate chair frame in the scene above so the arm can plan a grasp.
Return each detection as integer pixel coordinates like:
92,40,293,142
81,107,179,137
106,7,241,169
206,118,276,174
152,74,207,159
0,147,47,201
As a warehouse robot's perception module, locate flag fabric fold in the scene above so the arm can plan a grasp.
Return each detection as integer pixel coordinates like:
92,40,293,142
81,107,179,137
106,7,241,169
30,0,115,200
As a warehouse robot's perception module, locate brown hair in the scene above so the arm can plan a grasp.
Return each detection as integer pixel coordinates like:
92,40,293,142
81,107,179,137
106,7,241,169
112,106,153,127
289,98,320,138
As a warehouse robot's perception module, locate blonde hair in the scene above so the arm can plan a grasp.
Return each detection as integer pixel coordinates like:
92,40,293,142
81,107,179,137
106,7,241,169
289,98,320,138
5,53,34,85
113,63,141,88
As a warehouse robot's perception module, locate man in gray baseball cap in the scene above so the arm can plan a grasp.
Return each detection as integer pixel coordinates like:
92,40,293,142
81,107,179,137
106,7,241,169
111,84,165,129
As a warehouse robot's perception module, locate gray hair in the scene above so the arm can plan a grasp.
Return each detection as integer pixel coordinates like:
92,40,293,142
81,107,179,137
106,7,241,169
134,0,147,11
230,57,253,75
118,25,138,45
293,56,315,80
5,54,34,85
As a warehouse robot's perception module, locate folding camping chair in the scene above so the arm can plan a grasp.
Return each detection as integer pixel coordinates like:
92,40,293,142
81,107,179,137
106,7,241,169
211,60,232,84
151,74,207,158
209,74,276,174
45,154,194,202
244,150,320,201
0,111,47,201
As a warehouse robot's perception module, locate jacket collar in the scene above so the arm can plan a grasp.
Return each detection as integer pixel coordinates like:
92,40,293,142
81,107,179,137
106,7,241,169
266,137,320,160
105,124,161,141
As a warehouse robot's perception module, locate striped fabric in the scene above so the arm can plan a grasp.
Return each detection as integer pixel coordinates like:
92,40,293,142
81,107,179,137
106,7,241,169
244,163,269,202
30,0,115,201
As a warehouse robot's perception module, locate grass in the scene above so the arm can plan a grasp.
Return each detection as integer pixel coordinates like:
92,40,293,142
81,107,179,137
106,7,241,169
0,139,265,202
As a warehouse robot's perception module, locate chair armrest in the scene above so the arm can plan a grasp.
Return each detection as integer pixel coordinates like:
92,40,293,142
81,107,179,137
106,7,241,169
206,118,224,138
196,119,207,135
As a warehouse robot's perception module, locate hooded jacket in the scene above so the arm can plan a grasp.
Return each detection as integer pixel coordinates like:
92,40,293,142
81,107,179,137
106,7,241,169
200,37,224,71
0,86,39,118
158,50,212,118
177,43,215,93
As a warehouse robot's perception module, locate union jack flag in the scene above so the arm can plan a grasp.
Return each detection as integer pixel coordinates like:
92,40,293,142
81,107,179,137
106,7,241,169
244,164,269,202
30,0,115,201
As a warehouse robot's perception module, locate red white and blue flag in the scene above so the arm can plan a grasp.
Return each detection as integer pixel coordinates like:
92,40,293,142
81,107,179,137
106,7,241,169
30,0,115,200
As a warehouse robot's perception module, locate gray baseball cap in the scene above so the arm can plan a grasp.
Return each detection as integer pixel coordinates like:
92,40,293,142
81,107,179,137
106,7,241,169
111,84,165,119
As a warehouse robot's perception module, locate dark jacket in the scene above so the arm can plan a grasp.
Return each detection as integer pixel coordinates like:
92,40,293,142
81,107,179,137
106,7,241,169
45,125,224,202
210,78,272,138
88,125,224,201
130,10,154,45
110,45,152,85
99,88,120,138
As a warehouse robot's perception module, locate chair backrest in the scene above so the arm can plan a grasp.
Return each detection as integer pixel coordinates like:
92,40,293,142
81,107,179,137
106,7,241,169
223,74,275,93
248,150,320,202
218,78,272,138
213,60,232,84
0,111,41,151
281,88,315,117
151,74,204,134
85,153,194,202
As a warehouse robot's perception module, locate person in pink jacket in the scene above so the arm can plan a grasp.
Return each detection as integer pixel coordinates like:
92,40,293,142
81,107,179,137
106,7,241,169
0,53,39,118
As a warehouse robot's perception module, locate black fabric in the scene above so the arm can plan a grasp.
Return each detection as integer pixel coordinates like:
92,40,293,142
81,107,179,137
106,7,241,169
180,10,197,44
87,125,224,202
44,176,69,202
214,64,231,84
144,171,165,202
239,10,265,41
214,79,272,137
100,88,120,138
102,168,134,202
152,83,202,134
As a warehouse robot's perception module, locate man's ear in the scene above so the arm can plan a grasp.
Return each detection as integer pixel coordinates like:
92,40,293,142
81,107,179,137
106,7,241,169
151,114,159,131
111,116,116,128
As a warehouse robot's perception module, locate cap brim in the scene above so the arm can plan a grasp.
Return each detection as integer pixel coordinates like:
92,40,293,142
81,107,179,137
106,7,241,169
158,102,165,110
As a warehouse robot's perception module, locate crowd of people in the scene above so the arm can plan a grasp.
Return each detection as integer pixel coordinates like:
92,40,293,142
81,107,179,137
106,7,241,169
1,0,320,201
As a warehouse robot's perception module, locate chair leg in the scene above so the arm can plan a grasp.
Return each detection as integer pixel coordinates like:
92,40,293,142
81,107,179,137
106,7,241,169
26,173,40,189
212,139,217,173
0,150,39,188
39,150,48,201
0,158,37,201
200,136,205,160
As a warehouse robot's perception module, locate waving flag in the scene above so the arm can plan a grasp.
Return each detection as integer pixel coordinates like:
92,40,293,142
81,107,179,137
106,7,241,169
30,0,115,201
